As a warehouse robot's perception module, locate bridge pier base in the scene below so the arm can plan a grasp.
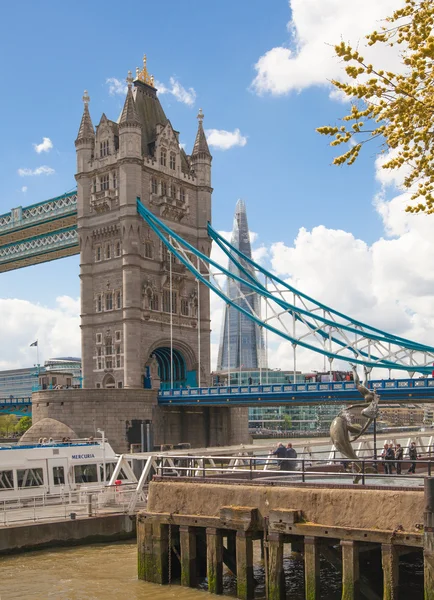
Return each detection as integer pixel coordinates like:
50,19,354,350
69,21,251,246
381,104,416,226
381,544,399,600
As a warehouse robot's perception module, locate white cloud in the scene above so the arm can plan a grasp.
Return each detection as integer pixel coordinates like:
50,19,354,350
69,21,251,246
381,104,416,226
205,128,247,150
0,297,80,369
33,137,53,154
106,77,127,96
21,186,27,193
156,77,196,106
107,75,196,106
18,166,55,177
251,0,404,96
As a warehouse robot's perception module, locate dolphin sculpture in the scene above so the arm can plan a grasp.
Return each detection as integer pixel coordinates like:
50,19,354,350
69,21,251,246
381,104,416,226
329,370,380,483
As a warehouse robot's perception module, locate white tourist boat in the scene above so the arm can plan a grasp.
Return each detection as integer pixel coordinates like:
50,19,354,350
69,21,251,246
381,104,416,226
0,439,134,499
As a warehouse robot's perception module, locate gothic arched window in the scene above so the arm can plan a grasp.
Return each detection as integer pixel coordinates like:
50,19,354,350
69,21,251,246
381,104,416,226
151,178,158,194
169,153,176,170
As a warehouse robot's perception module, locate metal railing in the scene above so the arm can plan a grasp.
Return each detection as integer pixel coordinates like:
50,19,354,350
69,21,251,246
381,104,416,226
152,452,429,488
0,483,144,527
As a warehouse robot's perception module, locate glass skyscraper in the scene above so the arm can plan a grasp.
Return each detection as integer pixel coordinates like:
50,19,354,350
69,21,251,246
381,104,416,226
217,200,266,371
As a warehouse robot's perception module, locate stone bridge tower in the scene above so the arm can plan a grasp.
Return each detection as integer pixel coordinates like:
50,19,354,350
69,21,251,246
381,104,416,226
75,58,212,391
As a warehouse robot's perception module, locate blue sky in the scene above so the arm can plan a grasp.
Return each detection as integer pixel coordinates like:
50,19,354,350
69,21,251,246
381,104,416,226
2,0,432,372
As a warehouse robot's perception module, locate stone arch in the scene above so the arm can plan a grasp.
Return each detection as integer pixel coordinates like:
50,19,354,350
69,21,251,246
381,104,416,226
102,373,115,388
146,339,198,390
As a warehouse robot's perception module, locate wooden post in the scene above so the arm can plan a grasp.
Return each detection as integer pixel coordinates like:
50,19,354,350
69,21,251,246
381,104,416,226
152,521,169,585
207,527,223,595
424,477,434,599
236,530,254,600
137,517,154,581
268,532,285,600
341,540,360,600
381,544,399,600
180,525,197,588
304,536,320,599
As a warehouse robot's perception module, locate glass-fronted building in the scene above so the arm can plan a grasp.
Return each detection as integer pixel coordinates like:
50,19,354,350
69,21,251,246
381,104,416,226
0,358,82,399
217,199,265,371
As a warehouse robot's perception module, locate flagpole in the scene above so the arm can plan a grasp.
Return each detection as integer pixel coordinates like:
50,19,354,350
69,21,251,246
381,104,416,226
37,340,40,371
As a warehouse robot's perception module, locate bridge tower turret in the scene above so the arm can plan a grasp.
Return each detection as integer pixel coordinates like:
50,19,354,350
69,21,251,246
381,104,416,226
75,56,212,392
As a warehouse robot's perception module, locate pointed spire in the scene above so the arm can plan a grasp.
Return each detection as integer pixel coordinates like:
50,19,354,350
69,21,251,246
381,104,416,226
192,108,211,157
76,90,95,143
119,72,140,127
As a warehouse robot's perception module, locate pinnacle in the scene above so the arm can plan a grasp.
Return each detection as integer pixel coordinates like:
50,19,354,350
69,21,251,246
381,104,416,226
119,85,140,127
192,109,211,157
76,98,95,142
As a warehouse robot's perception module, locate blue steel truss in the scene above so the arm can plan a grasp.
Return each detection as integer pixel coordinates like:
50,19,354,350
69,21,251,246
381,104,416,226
0,191,78,272
158,378,434,406
137,198,434,376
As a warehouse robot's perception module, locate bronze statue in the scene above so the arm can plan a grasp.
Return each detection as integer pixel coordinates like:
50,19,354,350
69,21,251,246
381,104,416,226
329,369,380,483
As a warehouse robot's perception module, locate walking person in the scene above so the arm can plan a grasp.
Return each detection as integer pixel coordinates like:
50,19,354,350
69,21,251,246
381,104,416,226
381,444,389,474
395,444,403,475
286,443,297,471
271,443,287,471
385,444,395,475
408,441,418,474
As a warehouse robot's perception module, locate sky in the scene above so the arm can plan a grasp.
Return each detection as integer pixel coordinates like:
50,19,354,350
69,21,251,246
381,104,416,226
1,0,433,374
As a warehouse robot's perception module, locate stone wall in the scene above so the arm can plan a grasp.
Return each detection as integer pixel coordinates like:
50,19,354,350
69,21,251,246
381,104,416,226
32,389,157,453
32,390,250,452
147,480,425,533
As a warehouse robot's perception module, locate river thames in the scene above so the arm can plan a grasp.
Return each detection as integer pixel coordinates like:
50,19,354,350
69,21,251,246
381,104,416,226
0,540,424,599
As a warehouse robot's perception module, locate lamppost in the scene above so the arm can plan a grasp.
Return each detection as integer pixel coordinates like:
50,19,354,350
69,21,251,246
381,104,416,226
97,428,106,484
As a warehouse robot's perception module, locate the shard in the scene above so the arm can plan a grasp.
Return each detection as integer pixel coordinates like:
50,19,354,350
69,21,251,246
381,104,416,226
217,200,266,371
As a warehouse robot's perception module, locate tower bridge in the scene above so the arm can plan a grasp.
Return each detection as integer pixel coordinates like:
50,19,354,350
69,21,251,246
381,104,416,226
2,55,434,450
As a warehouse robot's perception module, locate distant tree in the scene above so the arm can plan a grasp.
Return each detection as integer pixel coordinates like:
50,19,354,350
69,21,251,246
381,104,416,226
317,0,434,213
282,414,292,431
0,415,18,436
15,416,32,434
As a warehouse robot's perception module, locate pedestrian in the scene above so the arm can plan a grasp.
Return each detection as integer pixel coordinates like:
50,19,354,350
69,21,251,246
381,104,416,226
286,443,298,471
381,444,394,475
386,444,395,474
271,443,287,471
395,444,403,475
408,441,418,474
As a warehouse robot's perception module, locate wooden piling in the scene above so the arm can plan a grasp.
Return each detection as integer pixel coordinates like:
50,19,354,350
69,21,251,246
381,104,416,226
424,477,434,600
341,540,360,600
179,525,197,588
268,532,285,600
152,521,169,584
304,536,320,600
381,544,399,600
236,530,254,600
207,527,223,595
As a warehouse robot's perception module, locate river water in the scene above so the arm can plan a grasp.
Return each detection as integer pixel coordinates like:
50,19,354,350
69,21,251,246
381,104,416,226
0,541,424,599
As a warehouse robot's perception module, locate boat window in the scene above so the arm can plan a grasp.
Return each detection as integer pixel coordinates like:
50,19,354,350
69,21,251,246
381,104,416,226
17,468,44,488
0,471,14,490
74,464,98,484
53,466,65,485
100,463,128,481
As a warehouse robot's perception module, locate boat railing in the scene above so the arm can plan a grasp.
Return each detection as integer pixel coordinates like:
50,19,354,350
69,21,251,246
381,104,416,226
0,482,143,527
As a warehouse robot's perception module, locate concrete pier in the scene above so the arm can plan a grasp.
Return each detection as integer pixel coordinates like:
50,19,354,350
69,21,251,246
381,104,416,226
137,477,431,599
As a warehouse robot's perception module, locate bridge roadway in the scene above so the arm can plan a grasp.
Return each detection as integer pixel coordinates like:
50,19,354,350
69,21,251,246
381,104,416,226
2,378,434,416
